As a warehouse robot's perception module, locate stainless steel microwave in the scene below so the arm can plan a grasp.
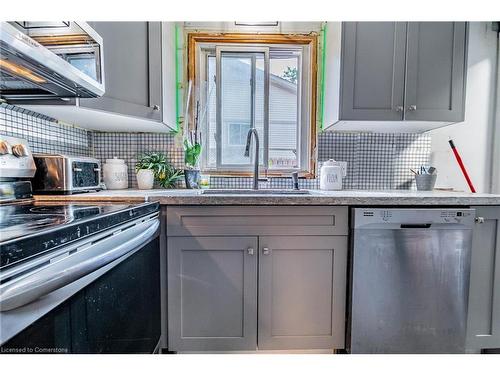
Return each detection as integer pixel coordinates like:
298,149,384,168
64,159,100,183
0,21,105,100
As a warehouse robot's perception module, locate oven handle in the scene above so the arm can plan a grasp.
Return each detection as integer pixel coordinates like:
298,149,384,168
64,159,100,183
0,218,159,312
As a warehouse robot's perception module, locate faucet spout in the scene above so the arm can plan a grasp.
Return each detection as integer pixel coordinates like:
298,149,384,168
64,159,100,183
244,128,260,190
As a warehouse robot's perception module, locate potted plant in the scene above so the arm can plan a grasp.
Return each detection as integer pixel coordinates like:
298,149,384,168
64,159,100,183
183,99,203,189
135,152,183,189
184,139,202,189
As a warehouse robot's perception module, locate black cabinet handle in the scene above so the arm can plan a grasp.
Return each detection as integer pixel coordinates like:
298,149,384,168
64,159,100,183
400,224,432,229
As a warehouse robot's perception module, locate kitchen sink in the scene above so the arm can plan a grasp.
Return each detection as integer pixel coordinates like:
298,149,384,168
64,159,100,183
201,189,311,195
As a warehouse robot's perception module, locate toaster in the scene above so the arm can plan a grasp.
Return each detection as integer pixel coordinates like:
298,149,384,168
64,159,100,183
32,154,102,194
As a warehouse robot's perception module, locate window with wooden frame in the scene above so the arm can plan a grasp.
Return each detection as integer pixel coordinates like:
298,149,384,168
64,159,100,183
188,33,318,177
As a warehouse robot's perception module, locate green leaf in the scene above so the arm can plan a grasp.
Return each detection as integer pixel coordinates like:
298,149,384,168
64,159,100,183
184,141,202,168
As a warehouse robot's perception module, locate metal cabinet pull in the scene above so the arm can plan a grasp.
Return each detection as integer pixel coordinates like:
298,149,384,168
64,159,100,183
407,105,417,111
394,106,404,112
475,217,485,224
247,248,254,256
262,247,271,256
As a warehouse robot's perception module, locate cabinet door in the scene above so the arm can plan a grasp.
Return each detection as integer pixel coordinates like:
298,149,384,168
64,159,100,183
80,22,163,121
467,207,500,351
258,236,347,350
340,22,407,121
167,236,258,351
405,22,467,122
161,22,178,130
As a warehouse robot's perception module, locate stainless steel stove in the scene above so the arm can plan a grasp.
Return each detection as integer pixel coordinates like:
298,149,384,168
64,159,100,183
0,201,158,268
0,136,162,353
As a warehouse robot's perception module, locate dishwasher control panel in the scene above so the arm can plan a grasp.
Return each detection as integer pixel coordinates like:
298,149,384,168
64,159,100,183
354,208,475,228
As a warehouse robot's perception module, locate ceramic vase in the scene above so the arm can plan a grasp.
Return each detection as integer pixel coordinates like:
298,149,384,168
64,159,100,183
136,169,155,190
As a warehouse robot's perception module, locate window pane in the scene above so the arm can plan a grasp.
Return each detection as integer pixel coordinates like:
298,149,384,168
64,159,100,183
220,53,253,166
218,52,266,167
203,47,303,172
207,55,217,168
268,53,299,169
254,54,265,166
228,123,251,145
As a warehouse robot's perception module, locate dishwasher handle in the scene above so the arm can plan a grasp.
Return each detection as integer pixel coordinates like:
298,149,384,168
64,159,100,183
0,218,159,312
400,223,432,229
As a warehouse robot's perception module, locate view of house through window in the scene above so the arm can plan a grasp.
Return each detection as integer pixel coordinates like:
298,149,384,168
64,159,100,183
196,37,313,175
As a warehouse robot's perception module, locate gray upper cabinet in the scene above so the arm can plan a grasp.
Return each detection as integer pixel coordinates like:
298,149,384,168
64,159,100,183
22,22,177,132
167,236,258,352
405,22,467,122
258,236,347,350
81,22,163,121
323,21,468,132
340,22,407,121
467,207,500,352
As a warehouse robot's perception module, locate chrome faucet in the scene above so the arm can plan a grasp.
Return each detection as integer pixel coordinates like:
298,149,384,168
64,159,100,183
244,128,260,190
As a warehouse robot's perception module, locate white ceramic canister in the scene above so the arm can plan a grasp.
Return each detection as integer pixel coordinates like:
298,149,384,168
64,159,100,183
320,159,343,190
103,157,128,190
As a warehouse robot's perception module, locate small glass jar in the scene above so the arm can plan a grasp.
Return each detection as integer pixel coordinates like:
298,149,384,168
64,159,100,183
199,174,210,189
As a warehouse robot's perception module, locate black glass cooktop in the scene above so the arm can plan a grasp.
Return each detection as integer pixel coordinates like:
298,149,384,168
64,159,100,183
0,201,159,269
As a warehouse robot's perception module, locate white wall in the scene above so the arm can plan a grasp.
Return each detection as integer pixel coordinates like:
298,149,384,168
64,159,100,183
493,30,500,194
429,22,499,193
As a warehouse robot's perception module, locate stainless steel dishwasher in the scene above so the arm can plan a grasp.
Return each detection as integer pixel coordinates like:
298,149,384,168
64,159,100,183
350,208,475,353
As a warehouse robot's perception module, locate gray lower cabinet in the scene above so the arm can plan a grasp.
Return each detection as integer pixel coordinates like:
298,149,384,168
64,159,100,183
167,235,348,352
258,236,347,350
166,206,349,352
466,206,500,352
167,236,258,351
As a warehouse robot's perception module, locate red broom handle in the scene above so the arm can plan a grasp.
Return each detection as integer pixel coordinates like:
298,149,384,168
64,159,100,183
448,139,476,193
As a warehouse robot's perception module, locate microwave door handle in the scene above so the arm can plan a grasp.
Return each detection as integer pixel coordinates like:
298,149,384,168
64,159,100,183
0,218,159,312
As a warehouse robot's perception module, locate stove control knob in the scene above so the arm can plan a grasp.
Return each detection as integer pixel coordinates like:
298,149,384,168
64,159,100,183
11,144,28,157
0,140,11,155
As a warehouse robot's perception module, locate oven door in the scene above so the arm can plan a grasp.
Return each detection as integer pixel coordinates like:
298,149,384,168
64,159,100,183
0,217,161,354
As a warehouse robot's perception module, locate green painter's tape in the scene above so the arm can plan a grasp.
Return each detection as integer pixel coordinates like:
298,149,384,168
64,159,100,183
319,22,327,132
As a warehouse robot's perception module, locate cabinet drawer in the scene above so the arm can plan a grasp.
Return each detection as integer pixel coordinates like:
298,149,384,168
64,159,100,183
166,206,348,236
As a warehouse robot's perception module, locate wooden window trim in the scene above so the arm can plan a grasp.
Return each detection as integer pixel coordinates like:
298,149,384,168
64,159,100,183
187,33,318,179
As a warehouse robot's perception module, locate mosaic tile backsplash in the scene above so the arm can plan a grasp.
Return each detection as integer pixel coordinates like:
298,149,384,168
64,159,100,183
1,104,431,190
0,104,91,157
92,132,184,189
